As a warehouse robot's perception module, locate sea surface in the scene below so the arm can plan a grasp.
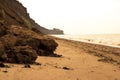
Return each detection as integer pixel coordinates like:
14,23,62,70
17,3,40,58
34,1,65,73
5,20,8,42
52,34,120,47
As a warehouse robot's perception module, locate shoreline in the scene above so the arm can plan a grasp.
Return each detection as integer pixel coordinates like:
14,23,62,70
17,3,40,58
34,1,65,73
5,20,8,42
51,34,120,48
53,37,120,65
52,35,120,48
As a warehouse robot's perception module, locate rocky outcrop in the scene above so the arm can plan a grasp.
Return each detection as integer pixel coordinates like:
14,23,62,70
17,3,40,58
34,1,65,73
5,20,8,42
0,0,61,64
52,28,64,34
0,25,60,63
8,25,58,56
43,28,64,34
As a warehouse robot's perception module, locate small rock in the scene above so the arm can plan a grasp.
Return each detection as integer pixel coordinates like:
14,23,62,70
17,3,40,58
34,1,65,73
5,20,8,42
24,64,31,68
2,70,8,73
34,62,41,65
91,70,94,72
114,70,116,72
117,62,120,65
114,78,118,80
76,78,79,80
63,67,70,70
54,66,59,68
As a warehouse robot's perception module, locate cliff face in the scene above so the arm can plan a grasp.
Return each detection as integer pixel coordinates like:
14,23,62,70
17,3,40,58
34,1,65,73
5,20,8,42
0,0,61,64
0,0,63,34
0,0,32,28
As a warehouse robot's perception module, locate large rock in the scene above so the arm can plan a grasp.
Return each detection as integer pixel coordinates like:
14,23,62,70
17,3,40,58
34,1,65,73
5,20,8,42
40,38,58,52
6,45,38,64
8,25,58,56
16,37,58,56
0,25,59,64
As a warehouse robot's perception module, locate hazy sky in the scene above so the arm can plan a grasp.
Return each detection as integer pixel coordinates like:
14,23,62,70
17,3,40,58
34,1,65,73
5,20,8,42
19,0,120,34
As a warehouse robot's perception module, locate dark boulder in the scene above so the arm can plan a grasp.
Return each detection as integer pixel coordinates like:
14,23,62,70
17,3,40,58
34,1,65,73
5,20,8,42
16,37,58,56
8,25,59,56
40,38,58,52
0,25,60,63
6,45,38,64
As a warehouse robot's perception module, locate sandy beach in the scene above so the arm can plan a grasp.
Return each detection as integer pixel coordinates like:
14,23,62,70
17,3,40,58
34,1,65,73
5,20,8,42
1,0,120,80
0,37,120,80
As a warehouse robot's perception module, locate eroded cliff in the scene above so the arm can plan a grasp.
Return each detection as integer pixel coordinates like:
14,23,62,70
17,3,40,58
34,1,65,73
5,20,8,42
0,0,61,64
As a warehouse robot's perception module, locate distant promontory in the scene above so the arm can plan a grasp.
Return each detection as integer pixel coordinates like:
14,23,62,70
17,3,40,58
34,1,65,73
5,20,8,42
45,28,64,34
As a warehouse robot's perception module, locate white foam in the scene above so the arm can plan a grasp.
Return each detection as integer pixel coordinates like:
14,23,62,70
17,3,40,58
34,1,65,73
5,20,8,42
51,34,120,48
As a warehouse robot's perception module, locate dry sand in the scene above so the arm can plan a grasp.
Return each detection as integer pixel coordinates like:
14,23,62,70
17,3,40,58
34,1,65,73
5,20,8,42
0,38,120,80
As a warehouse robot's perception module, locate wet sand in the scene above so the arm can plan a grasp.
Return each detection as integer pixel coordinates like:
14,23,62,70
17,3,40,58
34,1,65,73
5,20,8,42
0,38,120,80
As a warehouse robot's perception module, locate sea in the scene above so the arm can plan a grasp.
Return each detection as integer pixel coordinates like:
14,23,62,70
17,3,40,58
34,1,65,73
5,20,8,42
51,34,120,48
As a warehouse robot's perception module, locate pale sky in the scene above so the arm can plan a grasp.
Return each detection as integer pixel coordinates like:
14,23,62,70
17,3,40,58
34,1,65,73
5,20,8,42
19,0,120,34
